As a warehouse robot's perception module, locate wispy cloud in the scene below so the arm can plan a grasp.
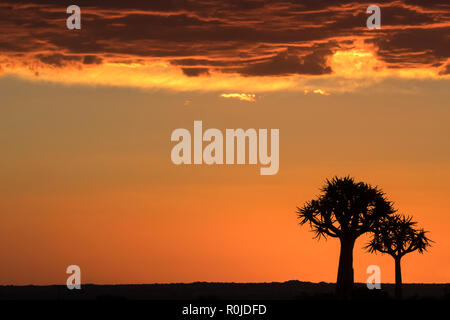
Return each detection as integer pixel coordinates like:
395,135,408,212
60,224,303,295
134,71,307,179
220,93,256,102
304,89,330,96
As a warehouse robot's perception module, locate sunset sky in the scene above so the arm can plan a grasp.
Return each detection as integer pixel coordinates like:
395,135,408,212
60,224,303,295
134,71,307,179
1,0,449,285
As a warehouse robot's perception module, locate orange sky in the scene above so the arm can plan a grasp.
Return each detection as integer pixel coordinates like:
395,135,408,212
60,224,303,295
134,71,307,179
0,1,450,285
1,77,449,285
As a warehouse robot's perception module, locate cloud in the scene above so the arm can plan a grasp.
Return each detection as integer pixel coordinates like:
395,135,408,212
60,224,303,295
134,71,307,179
439,62,450,75
33,53,103,68
220,93,256,102
0,0,449,91
35,53,82,67
83,55,103,65
304,89,330,96
239,48,332,76
181,67,210,77
367,27,450,68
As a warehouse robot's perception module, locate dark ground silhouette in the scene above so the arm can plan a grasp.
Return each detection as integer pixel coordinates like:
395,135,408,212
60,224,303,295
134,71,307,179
1,281,449,300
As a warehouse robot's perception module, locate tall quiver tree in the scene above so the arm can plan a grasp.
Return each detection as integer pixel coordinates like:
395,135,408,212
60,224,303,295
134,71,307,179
297,176,395,299
365,214,432,299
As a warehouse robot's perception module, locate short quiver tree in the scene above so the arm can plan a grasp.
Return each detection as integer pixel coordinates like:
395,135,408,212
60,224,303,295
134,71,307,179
365,214,432,299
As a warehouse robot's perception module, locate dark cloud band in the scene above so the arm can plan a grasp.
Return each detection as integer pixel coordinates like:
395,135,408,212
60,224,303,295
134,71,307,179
0,0,449,76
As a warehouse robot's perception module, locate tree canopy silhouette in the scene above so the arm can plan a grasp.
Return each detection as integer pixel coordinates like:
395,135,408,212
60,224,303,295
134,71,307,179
296,176,395,299
365,214,432,299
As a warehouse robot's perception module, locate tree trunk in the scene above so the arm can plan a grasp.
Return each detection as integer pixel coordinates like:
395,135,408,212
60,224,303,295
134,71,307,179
395,257,403,299
336,236,355,299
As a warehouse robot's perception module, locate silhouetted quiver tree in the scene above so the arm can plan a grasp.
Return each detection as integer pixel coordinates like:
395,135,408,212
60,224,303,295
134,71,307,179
365,214,432,299
297,176,395,299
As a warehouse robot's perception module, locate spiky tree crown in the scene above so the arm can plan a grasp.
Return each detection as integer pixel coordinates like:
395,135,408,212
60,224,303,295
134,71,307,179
365,214,432,258
297,176,395,240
